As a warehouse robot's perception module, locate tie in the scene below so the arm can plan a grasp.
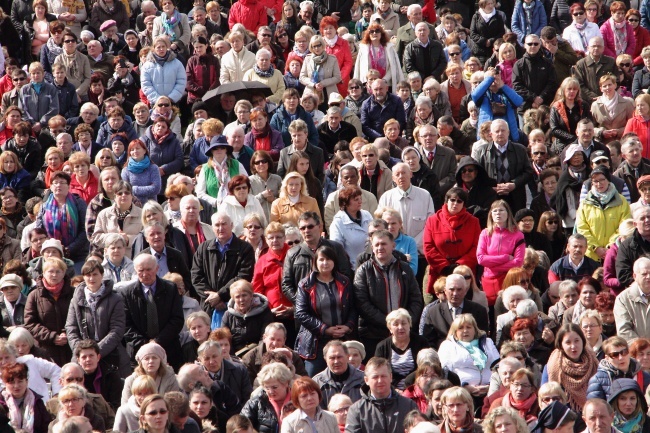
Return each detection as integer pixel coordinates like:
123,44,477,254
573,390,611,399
452,307,459,319
144,287,159,338
635,167,640,179
427,152,434,163
154,252,162,261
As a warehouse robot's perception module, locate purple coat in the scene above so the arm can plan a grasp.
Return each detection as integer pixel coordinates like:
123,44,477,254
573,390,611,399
600,20,636,58
121,161,162,205
243,129,285,161
603,241,622,294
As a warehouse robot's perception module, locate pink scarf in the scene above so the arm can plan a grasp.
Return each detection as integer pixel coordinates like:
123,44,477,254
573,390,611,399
43,278,65,300
611,18,628,55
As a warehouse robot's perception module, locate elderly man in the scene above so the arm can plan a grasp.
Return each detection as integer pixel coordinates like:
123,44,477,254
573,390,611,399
56,132,74,160
416,124,457,193
136,0,160,32
121,253,184,369
191,211,255,316
403,23,447,82
59,416,94,433
86,40,114,80
614,135,650,202
318,107,357,158
395,4,438,59
360,79,406,141
559,119,611,166
297,1,317,29
313,340,365,408
354,230,422,358
324,166,378,230
617,207,650,288
18,63,59,134
177,363,241,421
241,322,308,383
581,399,616,433
197,340,252,403
549,233,600,283
422,273,489,349
324,93,363,136
473,119,533,213
615,257,650,340
57,363,115,427
574,36,618,104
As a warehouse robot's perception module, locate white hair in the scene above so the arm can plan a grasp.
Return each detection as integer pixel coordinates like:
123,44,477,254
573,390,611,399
211,210,232,225
491,118,509,131
180,195,200,209
515,299,538,318
446,273,467,289
256,48,272,60
300,1,314,10
502,285,528,307
407,4,422,14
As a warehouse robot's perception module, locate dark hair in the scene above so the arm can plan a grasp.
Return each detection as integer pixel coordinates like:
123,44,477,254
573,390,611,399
555,323,587,354
594,291,615,312
288,150,317,184
4,259,31,288
313,245,339,275
81,259,104,276
12,121,31,136
74,339,101,357
260,350,290,367
51,171,71,185
189,385,213,403
338,186,362,210
578,277,602,295
299,211,321,226
250,150,274,175
445,187,469,203
227,175,251,195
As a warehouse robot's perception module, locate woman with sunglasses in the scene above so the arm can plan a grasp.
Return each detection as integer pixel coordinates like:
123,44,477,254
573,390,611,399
562,3,602,54
536,210,566,264
135,394,174,433
354,23,403,93
52,29,91,100
617,54,635,94
300,35,342,110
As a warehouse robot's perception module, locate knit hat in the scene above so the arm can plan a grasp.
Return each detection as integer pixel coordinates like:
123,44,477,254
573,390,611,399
590,164,611,181
41,239,64,256
531,402,575,433
100,20,117,32
514,208,535,223
343,341,366,359
0,274,22,290
135,341,167,364
192,100,209,115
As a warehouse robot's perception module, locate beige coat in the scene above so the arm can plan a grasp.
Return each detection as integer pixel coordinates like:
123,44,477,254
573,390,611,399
53,51,92,97
591,95,635,143
91,205,143,258
280,408,338,433
242,67,286,105
270,195,321,226
613,282,650,341
299,53,342,105
220,47,256,84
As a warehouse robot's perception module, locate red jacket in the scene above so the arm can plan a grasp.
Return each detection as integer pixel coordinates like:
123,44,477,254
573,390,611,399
186,52,220,104
633,26,650,66
228,0,267,33
326,37,353,97
70,171,100,205
258,0,282,23
422,0,437,24
252,244,293,309
402,384,429,413
624,115,650,159
0,74,13,97
423,206,480,294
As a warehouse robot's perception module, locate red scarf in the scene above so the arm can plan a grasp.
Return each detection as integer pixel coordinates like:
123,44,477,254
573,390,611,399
153,130,170,144
43,278,64,300
45,163,64,188
503,392,538,423
182,219,206,254
441,203,469,230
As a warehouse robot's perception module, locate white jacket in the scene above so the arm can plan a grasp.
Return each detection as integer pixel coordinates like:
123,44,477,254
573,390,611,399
0,355,62,402
219,194,268,236
220,47,256,84
354,42,404,91
378,185,435,253
439,337,499,386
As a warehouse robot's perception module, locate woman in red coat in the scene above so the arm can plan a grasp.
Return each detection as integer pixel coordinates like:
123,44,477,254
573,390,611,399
321,16,353,97
624,94,650,159
185,37,220,104
423,187,481,295
627,9,650,67
228,0,267,33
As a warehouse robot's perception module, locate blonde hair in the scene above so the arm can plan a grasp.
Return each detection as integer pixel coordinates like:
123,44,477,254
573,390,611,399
486,200,518,235
447,314,485,340
484,407,528,433
280,172,309,198
441,387,474,418
132,375,157,395
185,311,211,329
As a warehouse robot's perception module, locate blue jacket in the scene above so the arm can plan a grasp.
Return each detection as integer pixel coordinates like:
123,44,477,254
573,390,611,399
360,93,407,140
586,358,650,401
121,160,162,205
269,104,319,149
189,136,211,172
395,232,418,275
96,118,138,149
471,75,524,141
54,79,79,119
141,126,184,191
642,0,650,30
0,169,30,192
140,51,187,104
511,0,548,45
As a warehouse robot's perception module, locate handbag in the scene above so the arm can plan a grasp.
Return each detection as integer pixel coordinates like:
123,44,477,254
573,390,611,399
491,93,507,116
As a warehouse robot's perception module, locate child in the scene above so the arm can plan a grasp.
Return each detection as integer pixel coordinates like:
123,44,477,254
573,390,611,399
369,0,400,36
418,277,447,334
548,280,579,325
355,2,374,40
408,71,423,100
396,80,414,119
365,68,381,95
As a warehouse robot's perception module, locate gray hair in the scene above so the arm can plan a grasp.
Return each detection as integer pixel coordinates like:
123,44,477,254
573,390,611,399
56,133,73,143
104,233,127,248
559,279,579,295
502,285,528,307
133,253,157,268
197,340,222,357
416,348,440,365
257,362,294,385
180,194,201,210
515,299,539,318
634,257,650,274
386,308,412,328
211,210,232,225
446,273,467,289
256,48,272,60
415,95,433,109
144,221,166,237
300,1,314,11
8,327,35,349
407,4,422,14
264,322,287,337
0,339,17,357
498,357,523,372
491,118,509,131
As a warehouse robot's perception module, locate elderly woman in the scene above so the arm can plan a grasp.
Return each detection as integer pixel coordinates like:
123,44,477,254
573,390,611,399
222,280,273,354
131,200,192,261
219,176,267,236
550,77,592,147
405,96,440,144
101,233,136,283
97,106,137,149
281,377,338,433
488,369,540,423
423,187,481,296
242,49,286,106
329,186,372,270
632,48,650,98
591,74,635,143
121,342,181,405
270,172,320,226
195,136,247,208
68,151,99,205
141,117,183,195
24,257,74,366
113,375,156,433
600,1,635,58
354,24,403,92
576,166,630,261
171,195,215,255
121,139,162,205
495,285,529,338
440,387,484,433
241,362,295,432
299,35,342,108
52,30,91,102
249,150,282,222
484,406,530,433
579,310,606,360
219,31,256,84
240,213,268,259
141,36,187,104
0,362,51,432
49,384,105,431
328,394,353,433
562,3,602,53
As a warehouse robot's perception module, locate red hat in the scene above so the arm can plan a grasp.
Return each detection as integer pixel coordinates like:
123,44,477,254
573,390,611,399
285,52,304,72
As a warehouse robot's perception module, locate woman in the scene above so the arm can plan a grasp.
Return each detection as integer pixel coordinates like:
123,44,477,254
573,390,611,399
544,323,598,412
34,172,88,266
439,386,484,433
345,79,369,117
270,89,319,149
563,3,602,54
0,218,19,280
495,285,529,337
141,36,187,104
49,384,105,432
0,274,26,330
189,385,220,433
244,108,284,161
553,144,588,233
579,310,606,360
299,35,341,108
424,187,481,296
86,73,105,108
592,74,635,143
241,362,294,433
121,342,181,405
443,64,472,124
141,117,183,194
550,77,592,147
328,394,353,433
46,0,86,38
186,36,219,105
222,280,273,354
196,136,247,208
0,107,24,147
152,0,190,59
0,362,50,433
163,184,187,225
531,170,558,223
536,210,567,264
53,30,91,99
23,257,74,366
405,96,440,143
270,172,320,226
243,49,286,106
149,96,182,139
624,94,650,159
284,54,304,94
354,24,403,92
630,338,650,371
576,165,630,261
470,0,507,64
380,208,418,275
604,218,635,293
86,166,128,240
134,394,176,433
95,148,117,171
219,176,267,236
632,48,650,99
114,375,156,433
281,377,338,433
608,378,650,433
489,368,539,423
329,186,372,270
23,0,57,62
484,407,529,433
249,150,282,222
402,362,438,413
511,0,547,46
600,1,635,58
0,188,25,243
97,107,138,150
497,43,517,88
319,17,352,97
68,151,99,205
121,139,162,205
439,314,499,399
477,200,525,306
287,151,324,217
219,31,256,84
66,103,101,138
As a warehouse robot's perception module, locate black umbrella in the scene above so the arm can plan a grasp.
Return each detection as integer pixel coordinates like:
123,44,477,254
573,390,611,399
202,81,273,104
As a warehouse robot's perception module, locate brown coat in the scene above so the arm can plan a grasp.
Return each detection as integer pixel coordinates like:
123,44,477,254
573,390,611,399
0,234,21,270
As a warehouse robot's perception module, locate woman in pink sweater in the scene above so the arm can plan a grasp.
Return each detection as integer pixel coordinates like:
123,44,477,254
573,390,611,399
477,200,525,306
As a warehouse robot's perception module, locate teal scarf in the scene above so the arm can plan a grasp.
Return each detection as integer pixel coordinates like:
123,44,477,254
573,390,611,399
128,156,151,174
457,339,488,370
592,182,617,206
613,411,643,433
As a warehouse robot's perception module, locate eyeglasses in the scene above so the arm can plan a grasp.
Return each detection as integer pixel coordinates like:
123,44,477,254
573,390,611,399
572,11,584,15
369,29,382,34
234,186,249,191
620,62,631,67
287,239,301,246
449,52,461,56
158,103,171,107
511,382,532,389
349,86,360,90
261,33,272,37
311,43,323,48
12,77,26,82
334,406,351,414
61,397,83,405
253,160,268,165
547,220,559,225
278,33,288,38
64,39,76,44
541,396,562,403
460,168,476,174
629,18,640,22
246,225,262,230
608,348,630,358
526,42,540,46
448,198,464,204
116,191,131,196
532,151,546,155
146,409,169,416
299,224,316,231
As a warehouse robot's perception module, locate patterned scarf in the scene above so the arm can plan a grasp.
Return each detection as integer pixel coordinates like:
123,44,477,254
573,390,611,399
292,46,310,58
613,411,643,433
84,283,105,340
547,348,598,411
311,52,327,84
254,64,275,78
43,193,79,247
46,37,64,66
523,1,535,36
574,21,589,50
2,388,36,433
160,9,181,42
369,44,387,77
611,18,628,55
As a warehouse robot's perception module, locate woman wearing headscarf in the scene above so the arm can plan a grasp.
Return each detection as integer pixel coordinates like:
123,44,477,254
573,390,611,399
552,144,588,234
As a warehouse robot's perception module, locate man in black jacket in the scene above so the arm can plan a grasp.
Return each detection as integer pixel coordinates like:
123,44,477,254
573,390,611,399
512,34,558,118
73,340,122,412
318,107,357,159
403,23,447,81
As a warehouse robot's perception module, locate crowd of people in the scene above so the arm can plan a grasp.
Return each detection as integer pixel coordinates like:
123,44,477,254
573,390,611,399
2,0,650,432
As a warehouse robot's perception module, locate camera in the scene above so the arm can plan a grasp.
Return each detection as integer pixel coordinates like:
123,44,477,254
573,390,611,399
495,65,501,73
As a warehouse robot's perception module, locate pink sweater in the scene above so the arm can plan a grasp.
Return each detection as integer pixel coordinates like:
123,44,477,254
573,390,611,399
476,226,525,279
600,20,636,58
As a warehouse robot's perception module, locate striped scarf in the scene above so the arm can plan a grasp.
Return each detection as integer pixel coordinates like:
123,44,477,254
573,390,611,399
43,193,79,247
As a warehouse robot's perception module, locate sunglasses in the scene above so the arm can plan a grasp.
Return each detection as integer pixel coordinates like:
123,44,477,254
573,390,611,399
460,168,476,174
532,151,546,155
620,62,631,67
311,43,323,48
12,77,26,82
261,33,272,37
116,191,131,196
526,42,540,46
146,409,169,416
287,239,301,246
64,39,76,44
369,29,382,34
628,18,640,22
547,220,559,225
253,160,268,165
299,224,316,231
448,198,464,204
608,348,629,358
158,103,170,107
572,11,584,15
462,275,472,280
247,225,262,230
449,52,461,56
349,86,360,90
278,33,288,37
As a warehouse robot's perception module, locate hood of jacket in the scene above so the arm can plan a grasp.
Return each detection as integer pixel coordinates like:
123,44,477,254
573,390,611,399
455,155,495,187
145,49,179,64
608,377,648,412
599,357,642,379
226,293,270,318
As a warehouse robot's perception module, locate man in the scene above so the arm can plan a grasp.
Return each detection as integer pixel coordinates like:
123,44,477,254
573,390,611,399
138,221,193,296
473,119,534,213
177,363,241,423
18,63,59,134
617,207,650,288
86,40,114,81
73,340,122,411
608,141,623,171
353,230,423,357
198,340,253,403
614,136,650,202
378,162,435,254
512,34,558,121
422,273,489,348
540,26,579,83
574,36,618,104
401,146,441,208
1,69,27,112
282,212,353,302
324,166,378,229
324,93,362,136
135,0,160,32
121,254,184,369
213,93,237,126
318,107,357,158
548,234,601,282
246,26,283,60
615,256,650,340
395,4,437,59
190,7,219,39
164,392,202,433
313,340,365,408
581,399,616,433
416,124,457,193
241,322,308,383
56,132,74,160
437,115,472,156
345,357,418,433
403,23,447,82
59,416,94,433
192,211,255,316
360,79,406,140
277,119,325,183
297,1,318,29
541,281,561,314
58,363,115,428
358,143,394,200
560,119,610,166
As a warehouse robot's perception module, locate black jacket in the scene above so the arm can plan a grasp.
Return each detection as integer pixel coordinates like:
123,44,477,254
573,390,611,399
454,156,498,228
83,362,123,411
632,67,650,99
469,10,507,61
241,390,286,433
317,121,357,159
549,100,593,147
512,52,559,114
214,358,253,404
131,225,193,268
412,164,442,209
2,137,43,179
345,384,418,433
119,277,184,370
403,39,447,82
617,229,650,289
139,246,194,299
421,299,489,348
614,159,650,203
